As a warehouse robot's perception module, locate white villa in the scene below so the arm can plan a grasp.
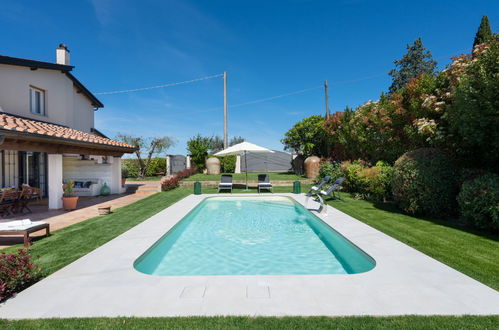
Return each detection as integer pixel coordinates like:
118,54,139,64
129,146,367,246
0,44,135,209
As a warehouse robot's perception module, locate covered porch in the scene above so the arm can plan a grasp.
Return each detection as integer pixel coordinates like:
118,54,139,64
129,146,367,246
0,113,135,211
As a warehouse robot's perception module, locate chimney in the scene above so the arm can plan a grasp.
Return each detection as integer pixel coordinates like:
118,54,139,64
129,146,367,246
56,43,70,65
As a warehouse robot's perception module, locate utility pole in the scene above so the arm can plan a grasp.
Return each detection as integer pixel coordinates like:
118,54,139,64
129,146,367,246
324,80,330,119
223,71,228,149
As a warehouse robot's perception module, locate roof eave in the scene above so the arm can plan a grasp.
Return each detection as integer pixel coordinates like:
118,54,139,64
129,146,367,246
0,129,136,153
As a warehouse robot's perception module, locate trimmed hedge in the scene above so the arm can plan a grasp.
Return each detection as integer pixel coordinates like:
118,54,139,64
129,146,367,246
457,173,499,231
392,148,458,216
122,158,166,178
317,160,393,202
219,155,236,173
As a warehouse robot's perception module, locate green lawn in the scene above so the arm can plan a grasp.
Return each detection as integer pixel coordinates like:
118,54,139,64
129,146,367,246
184,172,306,181
328,194,499,291
3,188,192,275
0,315,498,329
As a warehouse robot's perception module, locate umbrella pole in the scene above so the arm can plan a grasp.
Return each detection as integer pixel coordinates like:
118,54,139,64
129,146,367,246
245,151,249,190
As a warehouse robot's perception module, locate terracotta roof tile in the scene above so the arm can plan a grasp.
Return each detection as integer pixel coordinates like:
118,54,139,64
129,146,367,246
0,113,134,150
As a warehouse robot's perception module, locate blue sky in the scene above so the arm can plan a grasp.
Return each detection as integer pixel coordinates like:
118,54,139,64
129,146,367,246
1,0,497,154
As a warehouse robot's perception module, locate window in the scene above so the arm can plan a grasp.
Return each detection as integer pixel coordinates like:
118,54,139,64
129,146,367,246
29,86,45,115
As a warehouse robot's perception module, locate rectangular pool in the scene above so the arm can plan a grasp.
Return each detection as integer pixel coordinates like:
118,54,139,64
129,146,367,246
134,196,375,276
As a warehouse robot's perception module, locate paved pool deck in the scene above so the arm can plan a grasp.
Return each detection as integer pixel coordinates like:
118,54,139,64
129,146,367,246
0,193,498,318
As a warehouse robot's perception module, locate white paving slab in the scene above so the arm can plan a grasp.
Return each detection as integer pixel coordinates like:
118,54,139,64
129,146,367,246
0,193,498,318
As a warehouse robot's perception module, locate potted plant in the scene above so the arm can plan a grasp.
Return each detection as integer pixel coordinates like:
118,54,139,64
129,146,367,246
62,180,79,211
121,167,129,187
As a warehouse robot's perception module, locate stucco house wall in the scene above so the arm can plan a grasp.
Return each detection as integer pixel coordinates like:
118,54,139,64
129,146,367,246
0,64,94,133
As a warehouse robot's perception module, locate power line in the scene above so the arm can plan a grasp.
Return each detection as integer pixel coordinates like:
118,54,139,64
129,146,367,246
161,85,324,118
231,86,322,108
94,73,224,95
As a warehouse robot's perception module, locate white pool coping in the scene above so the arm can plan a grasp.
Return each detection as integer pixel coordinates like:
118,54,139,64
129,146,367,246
0,193,498,318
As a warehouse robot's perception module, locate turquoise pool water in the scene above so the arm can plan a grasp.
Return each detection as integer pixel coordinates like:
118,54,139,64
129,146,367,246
134,196,375,276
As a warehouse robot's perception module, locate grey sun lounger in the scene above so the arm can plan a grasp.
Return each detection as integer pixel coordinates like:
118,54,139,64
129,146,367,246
306,175,331,196
258,174,273,193
316,177,346,202
218,174,233,193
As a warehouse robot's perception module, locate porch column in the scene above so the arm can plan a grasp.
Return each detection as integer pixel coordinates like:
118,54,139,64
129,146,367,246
109,156,123,194
48,154,63,209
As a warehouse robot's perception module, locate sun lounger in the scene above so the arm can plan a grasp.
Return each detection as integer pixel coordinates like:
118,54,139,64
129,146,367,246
318,177,346,201
258,174,273,193
306,175,331,196
0,219,50,246
218,174,233,193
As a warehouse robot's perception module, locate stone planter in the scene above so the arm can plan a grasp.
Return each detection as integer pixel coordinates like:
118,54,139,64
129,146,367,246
121,178,127,187
98,205,111,215
62,196,79,211
304,156,321,179
206,157,221,175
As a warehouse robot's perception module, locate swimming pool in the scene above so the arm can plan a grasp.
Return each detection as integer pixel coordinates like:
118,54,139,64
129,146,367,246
134,196,375,276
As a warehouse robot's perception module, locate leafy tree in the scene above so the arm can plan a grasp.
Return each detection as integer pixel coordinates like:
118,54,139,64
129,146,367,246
116,134,174,178
281,115,329,157
388,38,437,93
445,40,499,169
229,136,245,146
207,135,246,154
473,16,493,49
187,134,211,170
208,136,224,154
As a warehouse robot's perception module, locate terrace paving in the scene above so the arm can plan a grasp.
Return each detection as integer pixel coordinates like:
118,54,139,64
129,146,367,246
0,181,159,249
0,193,498,318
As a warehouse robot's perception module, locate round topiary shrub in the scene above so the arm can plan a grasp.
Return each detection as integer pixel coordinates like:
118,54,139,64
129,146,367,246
457,173,499,231
391,148,458,216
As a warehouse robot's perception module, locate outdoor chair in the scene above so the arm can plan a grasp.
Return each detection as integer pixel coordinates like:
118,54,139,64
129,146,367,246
16,186,42,214
218,174,233,193
0,189,20,217
317,177,346,202
306,175,331,196
258,174,273,193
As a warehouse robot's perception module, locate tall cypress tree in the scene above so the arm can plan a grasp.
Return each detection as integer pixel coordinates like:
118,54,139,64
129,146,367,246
473,16,493,49
388,38,437,93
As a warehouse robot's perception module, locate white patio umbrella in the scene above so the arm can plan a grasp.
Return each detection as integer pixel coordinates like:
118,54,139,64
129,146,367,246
214,141,274,190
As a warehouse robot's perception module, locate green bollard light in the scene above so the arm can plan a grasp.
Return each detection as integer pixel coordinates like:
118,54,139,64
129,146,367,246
293,180,301,194
194,181,202,195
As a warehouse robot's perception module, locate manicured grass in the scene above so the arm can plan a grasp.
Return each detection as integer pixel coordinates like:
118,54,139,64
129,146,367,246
184,172,306,181
3,188,192,276
0,315,498,329
328,194,499,291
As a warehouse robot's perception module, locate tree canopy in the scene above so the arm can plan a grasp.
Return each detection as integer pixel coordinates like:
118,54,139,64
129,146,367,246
281,115,329,157
473,16,493,49
388,38,437,93
116,134,174,178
